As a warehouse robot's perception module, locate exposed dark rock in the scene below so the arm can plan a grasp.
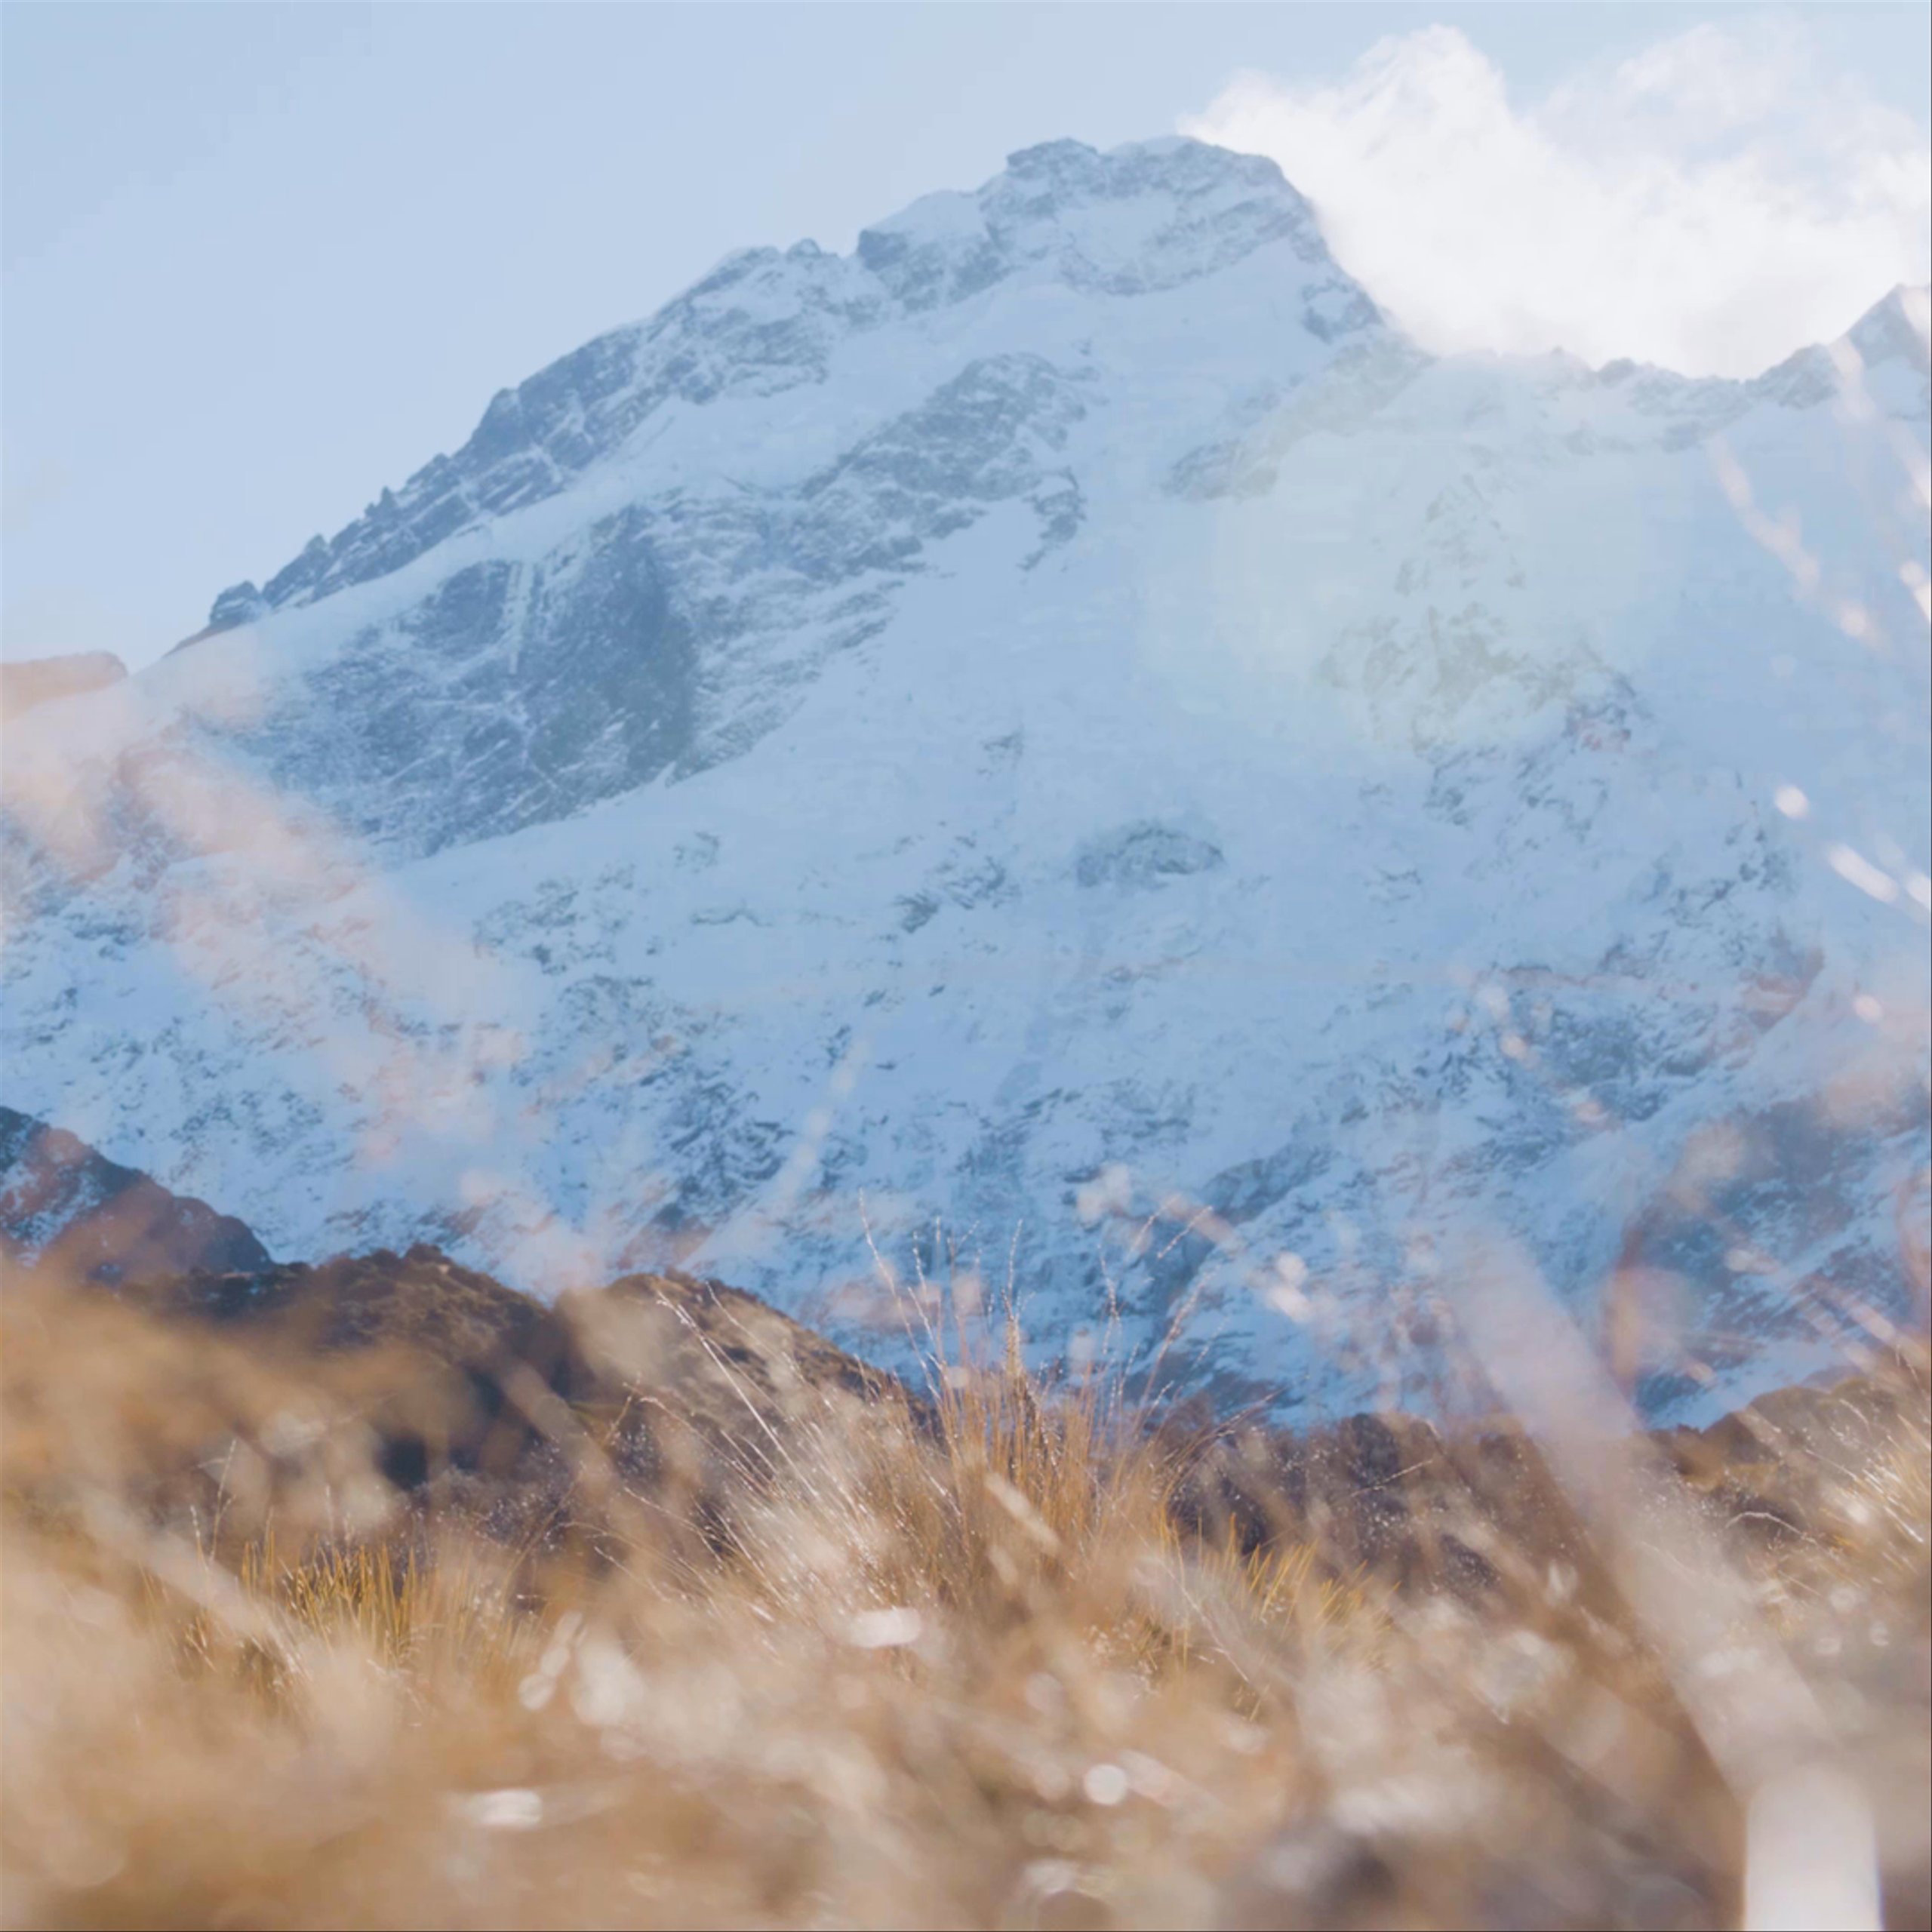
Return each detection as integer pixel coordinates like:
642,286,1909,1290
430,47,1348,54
0,1104,272,1287
133,1236,920,1541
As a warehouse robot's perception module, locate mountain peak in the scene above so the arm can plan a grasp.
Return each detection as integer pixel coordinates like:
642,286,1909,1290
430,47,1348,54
201,137,1359,631
1000,133,1292,197
858,135,1327,312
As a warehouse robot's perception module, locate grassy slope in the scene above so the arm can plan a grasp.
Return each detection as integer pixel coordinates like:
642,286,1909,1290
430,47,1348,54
1,1255,1927,1930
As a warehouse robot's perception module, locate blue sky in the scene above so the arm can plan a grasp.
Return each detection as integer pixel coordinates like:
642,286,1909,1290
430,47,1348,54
5,2,1928,670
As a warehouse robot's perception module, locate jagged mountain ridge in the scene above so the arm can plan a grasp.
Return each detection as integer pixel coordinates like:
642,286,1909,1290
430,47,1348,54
2,137,1927,1421
164,139,1374,861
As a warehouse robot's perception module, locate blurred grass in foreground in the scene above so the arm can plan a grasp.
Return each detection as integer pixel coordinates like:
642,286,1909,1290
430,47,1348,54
1,1264,1927,1932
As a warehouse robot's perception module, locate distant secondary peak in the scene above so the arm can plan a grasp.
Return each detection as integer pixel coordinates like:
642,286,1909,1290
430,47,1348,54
1847,283,1932,375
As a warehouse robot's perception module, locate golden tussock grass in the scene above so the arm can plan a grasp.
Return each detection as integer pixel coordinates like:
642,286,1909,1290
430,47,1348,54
2,1272,1927,1931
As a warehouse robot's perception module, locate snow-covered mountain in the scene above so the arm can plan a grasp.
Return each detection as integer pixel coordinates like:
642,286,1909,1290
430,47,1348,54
4,137,1927,1420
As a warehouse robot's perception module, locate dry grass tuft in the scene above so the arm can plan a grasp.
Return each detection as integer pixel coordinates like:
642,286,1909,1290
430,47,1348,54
2,1267,1927,1930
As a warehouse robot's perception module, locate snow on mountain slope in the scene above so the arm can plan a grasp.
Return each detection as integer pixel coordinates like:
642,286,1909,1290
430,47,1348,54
2,139,1926,1421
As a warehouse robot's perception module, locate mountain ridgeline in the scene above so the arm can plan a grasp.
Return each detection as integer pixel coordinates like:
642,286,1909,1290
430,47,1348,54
2,137,1927,1421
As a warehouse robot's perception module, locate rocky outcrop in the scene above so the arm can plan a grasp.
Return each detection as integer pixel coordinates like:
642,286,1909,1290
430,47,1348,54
0,652,126,719
0,1105,272,1287
148,1241,914,1524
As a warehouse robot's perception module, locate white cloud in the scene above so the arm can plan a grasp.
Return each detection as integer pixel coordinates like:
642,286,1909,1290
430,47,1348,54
1182,22,1930,376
